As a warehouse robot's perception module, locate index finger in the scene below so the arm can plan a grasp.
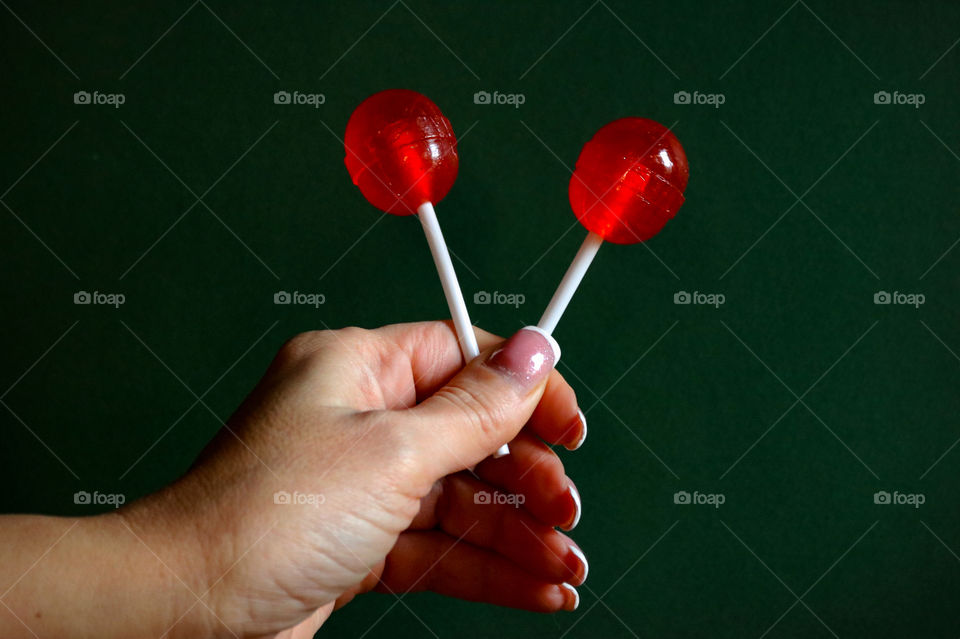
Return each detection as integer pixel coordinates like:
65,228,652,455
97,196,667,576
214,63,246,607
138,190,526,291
372,320,503,402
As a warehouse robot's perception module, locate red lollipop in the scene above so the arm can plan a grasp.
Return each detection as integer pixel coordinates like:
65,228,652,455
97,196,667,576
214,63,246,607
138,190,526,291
345,90,506,452
345,89,459,215
569,118,688,244
538,118,689,333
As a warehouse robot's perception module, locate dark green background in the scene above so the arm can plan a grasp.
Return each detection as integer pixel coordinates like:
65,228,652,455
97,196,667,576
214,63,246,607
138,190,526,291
2,1,959,637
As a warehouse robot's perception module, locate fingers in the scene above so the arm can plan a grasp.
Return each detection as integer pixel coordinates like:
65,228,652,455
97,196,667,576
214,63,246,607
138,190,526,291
431,473,586,585
390,327,561,482
475,432,581,531
378,531,579,613
372,321,586,449
372,321,503,401
527,370,586,450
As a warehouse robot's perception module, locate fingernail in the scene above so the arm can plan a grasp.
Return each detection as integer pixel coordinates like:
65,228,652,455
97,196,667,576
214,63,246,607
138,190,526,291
487,326,560,390
560,583,580,611
565,409,587,451
568,542,589,584
562,483,582,531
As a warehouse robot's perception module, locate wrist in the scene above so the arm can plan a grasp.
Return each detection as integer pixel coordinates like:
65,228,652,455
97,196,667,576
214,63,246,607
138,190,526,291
115,478,228,639
0,508,218,639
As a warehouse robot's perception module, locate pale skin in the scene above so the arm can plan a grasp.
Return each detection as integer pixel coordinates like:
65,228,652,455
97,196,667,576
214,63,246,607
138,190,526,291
0,321,587,638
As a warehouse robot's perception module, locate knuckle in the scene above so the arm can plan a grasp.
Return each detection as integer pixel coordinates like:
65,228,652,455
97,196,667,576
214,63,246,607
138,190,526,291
275,326,373,371
275,330,328,367
333,325,371,346
433,383,505,444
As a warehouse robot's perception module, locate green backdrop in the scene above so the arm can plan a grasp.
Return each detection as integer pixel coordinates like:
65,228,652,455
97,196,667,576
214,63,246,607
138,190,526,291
2,1,959,637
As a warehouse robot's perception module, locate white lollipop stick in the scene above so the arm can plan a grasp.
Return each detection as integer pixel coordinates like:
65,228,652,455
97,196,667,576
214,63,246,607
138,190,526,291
537,231,604,335
417,202,511,458
417,201,479,359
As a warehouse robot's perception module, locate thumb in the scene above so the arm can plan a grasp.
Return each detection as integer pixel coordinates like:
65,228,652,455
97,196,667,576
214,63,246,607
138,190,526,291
395,326,561,481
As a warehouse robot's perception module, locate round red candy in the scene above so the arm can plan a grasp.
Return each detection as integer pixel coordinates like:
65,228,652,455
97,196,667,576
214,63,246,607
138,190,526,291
344,89,459,216
568,118,689,244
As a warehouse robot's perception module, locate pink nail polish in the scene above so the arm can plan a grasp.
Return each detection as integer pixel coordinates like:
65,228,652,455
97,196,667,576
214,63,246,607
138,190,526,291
487,326,560,390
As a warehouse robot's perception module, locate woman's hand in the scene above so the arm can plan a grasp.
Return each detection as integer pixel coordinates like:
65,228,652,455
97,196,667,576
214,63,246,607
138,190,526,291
132,322,587,638
0,322,587,639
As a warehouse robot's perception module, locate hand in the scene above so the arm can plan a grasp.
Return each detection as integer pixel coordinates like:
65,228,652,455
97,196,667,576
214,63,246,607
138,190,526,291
121,321,588,638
